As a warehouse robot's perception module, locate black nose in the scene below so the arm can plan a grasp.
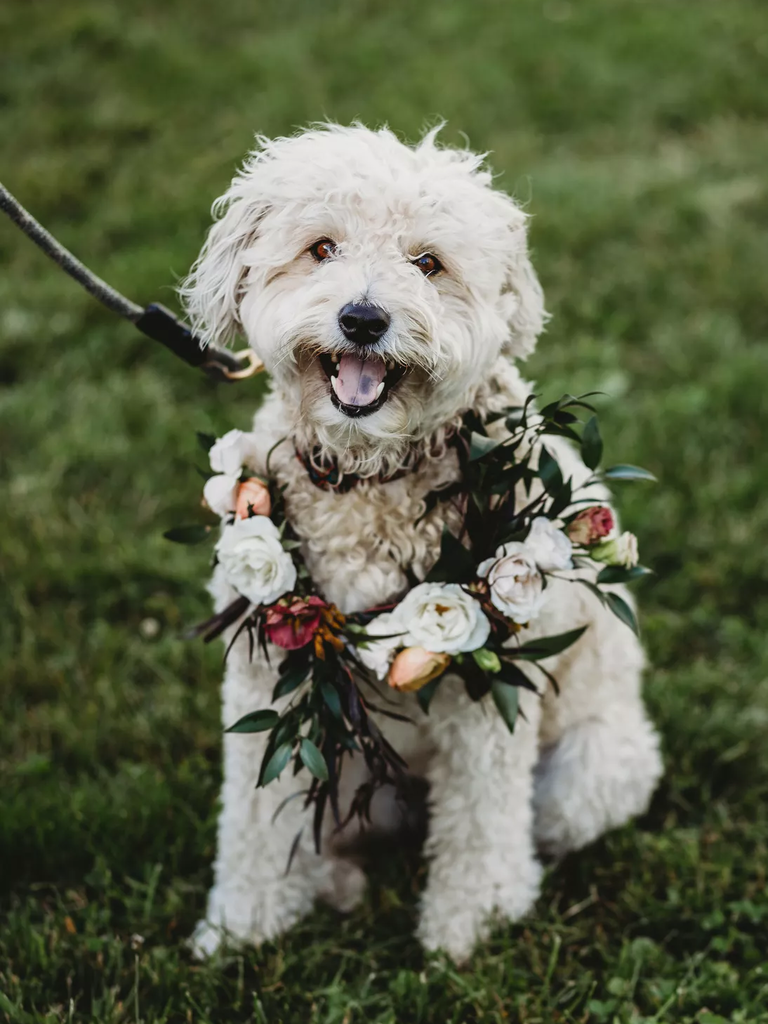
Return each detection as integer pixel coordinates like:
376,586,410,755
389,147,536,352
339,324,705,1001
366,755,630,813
338,302,390,345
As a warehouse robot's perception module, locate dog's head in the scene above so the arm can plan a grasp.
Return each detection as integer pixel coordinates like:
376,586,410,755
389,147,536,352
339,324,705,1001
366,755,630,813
181,124,545,471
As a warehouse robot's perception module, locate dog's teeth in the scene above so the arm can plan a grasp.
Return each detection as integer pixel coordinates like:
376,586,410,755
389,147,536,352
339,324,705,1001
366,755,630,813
330,375,339,395
331,351,339,362
375,381,385,399
335,362,340,371
386,360,394,371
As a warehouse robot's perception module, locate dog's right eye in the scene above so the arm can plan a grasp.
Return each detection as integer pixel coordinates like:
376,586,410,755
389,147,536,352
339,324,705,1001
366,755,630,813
309,239,337,262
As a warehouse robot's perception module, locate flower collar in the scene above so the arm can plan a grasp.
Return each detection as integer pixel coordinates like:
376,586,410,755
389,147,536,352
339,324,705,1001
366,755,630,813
175,396,653,853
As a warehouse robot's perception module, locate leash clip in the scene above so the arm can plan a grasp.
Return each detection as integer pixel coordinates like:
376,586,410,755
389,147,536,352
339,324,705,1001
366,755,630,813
202,347,264,382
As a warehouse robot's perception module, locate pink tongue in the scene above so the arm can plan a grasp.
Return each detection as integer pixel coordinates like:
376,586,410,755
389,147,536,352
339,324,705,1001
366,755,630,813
335,353,386,407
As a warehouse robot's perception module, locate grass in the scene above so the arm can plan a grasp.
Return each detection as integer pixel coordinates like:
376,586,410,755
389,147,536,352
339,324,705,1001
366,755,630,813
1,0,768,1020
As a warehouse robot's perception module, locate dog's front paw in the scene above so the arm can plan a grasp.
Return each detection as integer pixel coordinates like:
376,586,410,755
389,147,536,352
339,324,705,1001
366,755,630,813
417,858,543,963
317,858,367,914
189,918,262,959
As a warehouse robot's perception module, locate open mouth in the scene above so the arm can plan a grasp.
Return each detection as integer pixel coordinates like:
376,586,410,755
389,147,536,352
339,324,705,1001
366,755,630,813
319,351,407,418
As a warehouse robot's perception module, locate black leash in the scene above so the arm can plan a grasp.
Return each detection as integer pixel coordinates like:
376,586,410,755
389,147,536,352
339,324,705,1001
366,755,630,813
0,181,263,383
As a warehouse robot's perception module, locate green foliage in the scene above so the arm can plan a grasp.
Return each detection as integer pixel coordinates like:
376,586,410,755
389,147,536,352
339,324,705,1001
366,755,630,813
2,0,768,1020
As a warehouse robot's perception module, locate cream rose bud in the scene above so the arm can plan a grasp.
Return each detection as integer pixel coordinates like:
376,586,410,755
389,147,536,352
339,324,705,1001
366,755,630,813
202,473,239,517
388,647,451,692
209,429,250,477
525,517,573,571
215,516,297,605
356,611,407,680
591,531,639,569
236,478,272,519
477,544,547,624
395,582,490,655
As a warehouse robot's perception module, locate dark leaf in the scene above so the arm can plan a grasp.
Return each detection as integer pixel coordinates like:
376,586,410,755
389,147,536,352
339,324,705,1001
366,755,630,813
163,525,212,545
596,565,653,585
225,709,279,734
468,431,504,462
547,477,573,519
602,464,657,483
196,431,217,453
319,679,343,719
284,828,303,875
425,526,477,584
272,666,310,701
300,738,329,781
581,415,603,471
605,592,640,635
271,789,310,824
538,447,563,495
491,680,519,733
260,742,293,786
510,625,589,660
416,676,442,714
497,659,539,693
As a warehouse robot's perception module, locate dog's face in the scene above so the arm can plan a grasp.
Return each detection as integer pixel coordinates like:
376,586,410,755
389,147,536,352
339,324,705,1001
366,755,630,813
182,125,545,468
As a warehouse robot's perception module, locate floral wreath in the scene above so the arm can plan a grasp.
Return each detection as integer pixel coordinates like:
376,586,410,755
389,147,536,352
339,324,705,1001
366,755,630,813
167,394,655,853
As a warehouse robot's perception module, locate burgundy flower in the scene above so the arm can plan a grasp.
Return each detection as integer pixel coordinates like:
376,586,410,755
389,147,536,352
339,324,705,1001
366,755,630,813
567,506,615,546
264,596,327,650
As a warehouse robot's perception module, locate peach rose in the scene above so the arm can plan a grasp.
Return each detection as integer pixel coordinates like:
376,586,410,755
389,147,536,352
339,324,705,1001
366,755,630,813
388,647,450,692
235,478,272,519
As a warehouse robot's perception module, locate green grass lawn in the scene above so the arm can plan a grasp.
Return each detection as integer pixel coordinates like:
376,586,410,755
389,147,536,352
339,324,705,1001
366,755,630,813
2,1,768,1020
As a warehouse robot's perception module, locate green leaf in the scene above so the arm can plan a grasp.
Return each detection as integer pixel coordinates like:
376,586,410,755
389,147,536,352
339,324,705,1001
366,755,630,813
538,446,563,494
596,565,653,585
260,742,293,786
605,592,640,635
581,415,603,471
468,431,503,462
225,709,279,734
163,525,212,545
472,648,501,673
319,679,342,719
299,738,329,781
416,676,442,714
272,666,310,701
511,625,589,660
491,680,519,733
196,431,217,453
602,464,657,482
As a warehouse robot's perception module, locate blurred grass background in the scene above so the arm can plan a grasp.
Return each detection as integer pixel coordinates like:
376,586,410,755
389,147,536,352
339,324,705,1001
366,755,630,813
1,1,767,1021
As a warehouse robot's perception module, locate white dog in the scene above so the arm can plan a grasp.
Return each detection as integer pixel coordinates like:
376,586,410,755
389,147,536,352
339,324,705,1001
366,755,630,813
181,123,662,962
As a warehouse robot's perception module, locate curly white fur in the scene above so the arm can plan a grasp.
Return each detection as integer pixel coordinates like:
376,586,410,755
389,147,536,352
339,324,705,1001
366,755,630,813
181,123,662,963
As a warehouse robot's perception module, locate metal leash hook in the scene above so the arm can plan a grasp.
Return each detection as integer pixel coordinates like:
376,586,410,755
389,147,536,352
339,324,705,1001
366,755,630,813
0,181,264,383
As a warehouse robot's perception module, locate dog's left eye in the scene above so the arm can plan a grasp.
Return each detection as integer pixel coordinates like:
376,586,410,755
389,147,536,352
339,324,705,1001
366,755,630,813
309,239,337,262
412,252,443,276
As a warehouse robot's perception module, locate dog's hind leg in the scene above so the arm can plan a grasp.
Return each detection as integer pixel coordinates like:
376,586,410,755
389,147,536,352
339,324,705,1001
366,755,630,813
532,587,663,860
416,684,543,963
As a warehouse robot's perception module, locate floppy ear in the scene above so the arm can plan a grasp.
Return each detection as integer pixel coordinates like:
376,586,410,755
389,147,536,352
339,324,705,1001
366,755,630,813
500,248,548,360
179,193,267,349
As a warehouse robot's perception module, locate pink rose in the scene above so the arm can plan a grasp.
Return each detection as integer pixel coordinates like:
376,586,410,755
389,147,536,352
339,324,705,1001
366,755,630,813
388,647,451,693
264,596,326,650
567,506,614,546
235,478,272,519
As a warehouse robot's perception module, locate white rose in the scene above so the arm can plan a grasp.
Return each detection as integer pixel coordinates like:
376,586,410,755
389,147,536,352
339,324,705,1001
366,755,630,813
477,544,547,624
525,516,573,571
215,516,297,605
394,583,490,655
209,429,250,477
356,611,407,680
202,473,239,517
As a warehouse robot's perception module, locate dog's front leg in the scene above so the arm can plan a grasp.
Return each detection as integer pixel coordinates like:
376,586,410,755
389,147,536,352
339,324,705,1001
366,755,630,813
417,683,542,963
193,648,365,957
